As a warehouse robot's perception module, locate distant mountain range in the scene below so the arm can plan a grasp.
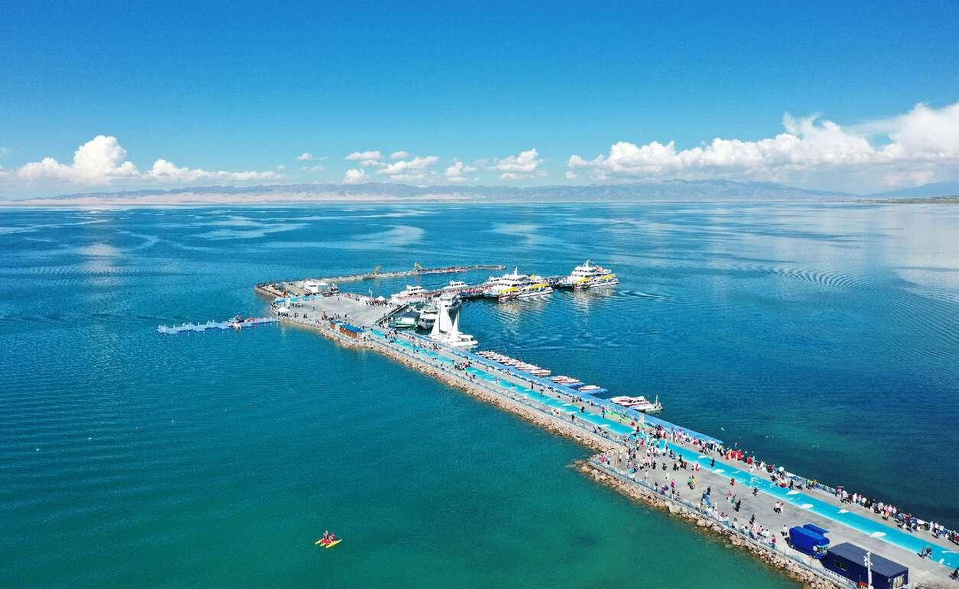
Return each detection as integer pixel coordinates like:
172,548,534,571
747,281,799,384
2,179,854,206
870,181,959,198
5,179,958,206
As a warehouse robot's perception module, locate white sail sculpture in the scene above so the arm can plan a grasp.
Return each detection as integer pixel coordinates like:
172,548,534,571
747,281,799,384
429,298,477,348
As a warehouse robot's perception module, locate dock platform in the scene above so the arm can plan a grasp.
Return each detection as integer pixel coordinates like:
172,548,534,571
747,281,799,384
251,277,959,588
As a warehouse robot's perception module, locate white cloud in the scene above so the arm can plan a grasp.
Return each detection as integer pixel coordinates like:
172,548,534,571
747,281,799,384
494,148,545,180
13,135,278,187
568,102,959,191
296,152,315,161
390,150,411,160
378,155,440,183
345,150,383,166
343,168,368,184
18,135,139,184
872,102,959,156
301,164,325,172
445,161,477,183
565,171,578,180
146,159,278,183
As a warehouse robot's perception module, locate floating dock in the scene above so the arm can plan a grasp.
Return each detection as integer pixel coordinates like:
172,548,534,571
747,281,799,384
157,316,277,335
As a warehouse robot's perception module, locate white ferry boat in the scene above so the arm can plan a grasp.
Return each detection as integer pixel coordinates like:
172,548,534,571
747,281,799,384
438,290,462,311
391,285,427,302
415,301,439,329
560,260,618,289
483,268,531,298
446,280,468,289
417,292,461,329
497,275,554,301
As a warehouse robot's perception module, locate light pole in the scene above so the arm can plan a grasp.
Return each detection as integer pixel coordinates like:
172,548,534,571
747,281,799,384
864,550,873,589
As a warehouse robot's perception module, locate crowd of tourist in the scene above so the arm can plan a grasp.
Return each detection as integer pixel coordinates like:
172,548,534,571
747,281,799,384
645,426,959,549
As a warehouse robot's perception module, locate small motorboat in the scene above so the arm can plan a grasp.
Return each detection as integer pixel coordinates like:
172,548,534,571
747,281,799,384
610,395,663,413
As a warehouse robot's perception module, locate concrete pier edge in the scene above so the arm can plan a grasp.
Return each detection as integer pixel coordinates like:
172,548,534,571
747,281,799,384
275,315,853,588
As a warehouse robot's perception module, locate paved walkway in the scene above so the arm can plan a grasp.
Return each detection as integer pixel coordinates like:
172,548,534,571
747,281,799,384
272,291,959,586
374,329,959,585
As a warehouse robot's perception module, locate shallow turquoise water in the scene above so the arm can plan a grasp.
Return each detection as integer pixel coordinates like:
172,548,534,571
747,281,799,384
2,203,958,588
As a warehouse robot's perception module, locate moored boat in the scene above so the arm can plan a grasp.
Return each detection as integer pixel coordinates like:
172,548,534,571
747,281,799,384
609,395,663,413
559,260,618,289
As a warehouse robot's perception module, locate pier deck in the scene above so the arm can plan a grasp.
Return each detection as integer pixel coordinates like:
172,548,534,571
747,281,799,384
596,442,957,587
255,264,507,298
275,293,397,327
257,281,958,587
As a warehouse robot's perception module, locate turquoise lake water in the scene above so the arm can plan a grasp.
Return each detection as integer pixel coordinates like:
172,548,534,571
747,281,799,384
2,203,958,588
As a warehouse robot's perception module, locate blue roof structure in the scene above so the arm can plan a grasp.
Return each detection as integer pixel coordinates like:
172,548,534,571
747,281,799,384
827,543,908,578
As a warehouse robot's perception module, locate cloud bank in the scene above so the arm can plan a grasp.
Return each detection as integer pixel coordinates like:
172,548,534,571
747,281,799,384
344,150,383,166
4,102,958,196
14,135,278,186
569,102,959,191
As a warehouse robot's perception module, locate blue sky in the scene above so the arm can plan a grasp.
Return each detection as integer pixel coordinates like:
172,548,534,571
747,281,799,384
1,0,958,196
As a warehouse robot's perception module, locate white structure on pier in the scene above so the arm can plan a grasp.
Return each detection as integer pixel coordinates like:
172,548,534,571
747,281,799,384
429,298,477,348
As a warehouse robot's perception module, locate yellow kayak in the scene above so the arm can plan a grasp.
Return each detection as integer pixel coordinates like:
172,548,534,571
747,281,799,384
315,538,342,548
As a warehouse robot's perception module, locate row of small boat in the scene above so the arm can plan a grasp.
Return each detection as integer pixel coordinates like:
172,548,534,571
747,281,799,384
474,350,663,413
475,351,552,377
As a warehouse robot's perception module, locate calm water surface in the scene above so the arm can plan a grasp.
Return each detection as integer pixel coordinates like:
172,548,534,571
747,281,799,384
2,202,958,588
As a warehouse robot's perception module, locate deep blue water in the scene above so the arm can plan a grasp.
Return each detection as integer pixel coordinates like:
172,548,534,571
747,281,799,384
2,202,957,588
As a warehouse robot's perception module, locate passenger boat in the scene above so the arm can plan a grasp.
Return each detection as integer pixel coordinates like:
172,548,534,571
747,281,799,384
446,280,468,289
484,268,531,298
438,290,462,312
416,301,439,329
391,285,428,302
559,260,618,289
512,279,554,300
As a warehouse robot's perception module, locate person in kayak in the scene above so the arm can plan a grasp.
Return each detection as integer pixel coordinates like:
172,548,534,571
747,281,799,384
320,530,331,545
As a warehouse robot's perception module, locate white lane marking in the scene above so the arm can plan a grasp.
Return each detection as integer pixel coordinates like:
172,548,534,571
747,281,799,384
871,532,886,538
839,509,849,514
713,469,725,474
787,490,799,495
